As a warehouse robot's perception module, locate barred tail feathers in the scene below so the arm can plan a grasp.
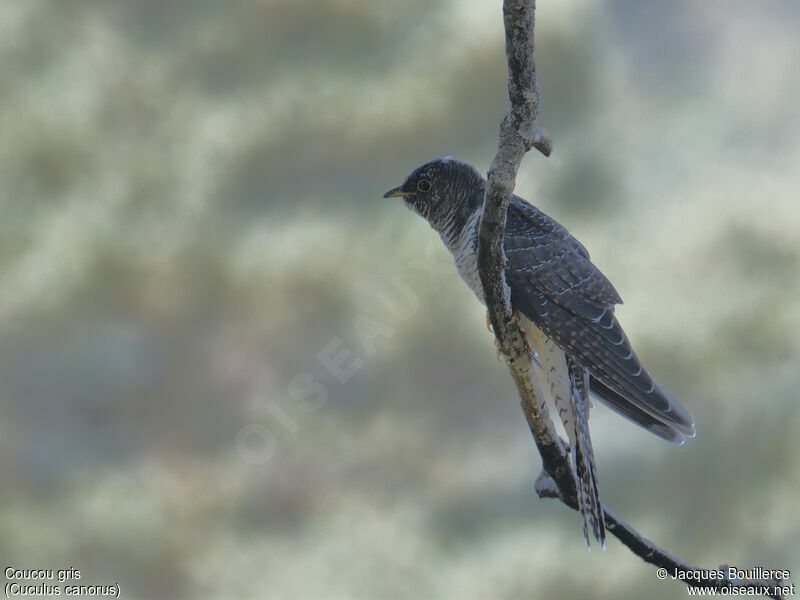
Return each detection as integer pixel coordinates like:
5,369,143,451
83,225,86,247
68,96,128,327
568,359,606,549
526,321,605,549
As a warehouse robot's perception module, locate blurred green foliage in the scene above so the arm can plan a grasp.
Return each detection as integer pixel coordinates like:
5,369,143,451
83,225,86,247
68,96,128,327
0,1,798,598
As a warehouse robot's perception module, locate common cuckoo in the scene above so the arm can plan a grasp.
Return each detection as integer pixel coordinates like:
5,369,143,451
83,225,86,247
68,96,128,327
384,157,695,548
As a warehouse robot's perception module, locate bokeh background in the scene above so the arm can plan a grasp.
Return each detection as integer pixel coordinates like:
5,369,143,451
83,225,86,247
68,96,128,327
1,0,798,598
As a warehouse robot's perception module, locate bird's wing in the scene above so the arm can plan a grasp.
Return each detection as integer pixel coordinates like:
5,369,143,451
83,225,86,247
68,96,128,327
588,376,686,444
504,197,695,438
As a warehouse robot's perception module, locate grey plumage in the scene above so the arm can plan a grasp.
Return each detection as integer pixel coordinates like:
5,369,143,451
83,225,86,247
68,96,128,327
385,157,696,547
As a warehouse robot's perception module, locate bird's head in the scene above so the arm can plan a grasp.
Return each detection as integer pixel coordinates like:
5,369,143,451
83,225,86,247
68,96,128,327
384,157,484,234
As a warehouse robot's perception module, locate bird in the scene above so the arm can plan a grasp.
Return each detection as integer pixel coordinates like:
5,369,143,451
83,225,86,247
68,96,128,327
384,156,695,549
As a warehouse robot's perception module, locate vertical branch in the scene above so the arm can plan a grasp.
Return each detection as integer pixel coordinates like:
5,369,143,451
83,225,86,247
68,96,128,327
476,0,572,501
474,2,787,598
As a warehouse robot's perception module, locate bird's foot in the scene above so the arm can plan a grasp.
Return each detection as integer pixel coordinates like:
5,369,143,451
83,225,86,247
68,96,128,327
494,338,505,363
509,310,540,366
486,312,504,362
488,310,541,367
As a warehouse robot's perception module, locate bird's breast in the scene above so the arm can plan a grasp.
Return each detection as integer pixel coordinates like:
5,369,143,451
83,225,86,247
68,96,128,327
446,210,485,302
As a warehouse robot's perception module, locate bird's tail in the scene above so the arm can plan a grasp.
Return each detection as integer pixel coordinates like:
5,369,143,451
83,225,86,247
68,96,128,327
568,359,606,549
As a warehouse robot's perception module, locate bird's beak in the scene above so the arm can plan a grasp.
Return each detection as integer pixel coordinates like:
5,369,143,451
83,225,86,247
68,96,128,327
383,186,411,198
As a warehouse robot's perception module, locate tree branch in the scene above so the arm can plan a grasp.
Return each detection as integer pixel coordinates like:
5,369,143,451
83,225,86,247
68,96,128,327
535,473,786,598
476,1,788,598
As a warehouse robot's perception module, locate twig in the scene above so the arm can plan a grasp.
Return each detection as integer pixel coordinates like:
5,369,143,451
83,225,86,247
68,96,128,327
535,473,785,598
476,1,787,598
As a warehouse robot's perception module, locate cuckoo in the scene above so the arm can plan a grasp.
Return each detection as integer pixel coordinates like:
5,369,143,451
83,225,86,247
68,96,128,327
384,157,695,548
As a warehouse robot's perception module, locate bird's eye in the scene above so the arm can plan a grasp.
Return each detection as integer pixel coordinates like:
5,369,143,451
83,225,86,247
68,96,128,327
417,179,432,193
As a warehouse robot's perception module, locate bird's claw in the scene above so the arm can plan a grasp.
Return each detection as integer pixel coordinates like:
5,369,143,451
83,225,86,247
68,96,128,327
511,310,541,367
494,338,506,363
488,310,541,367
